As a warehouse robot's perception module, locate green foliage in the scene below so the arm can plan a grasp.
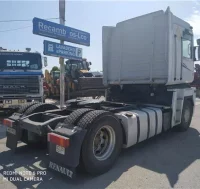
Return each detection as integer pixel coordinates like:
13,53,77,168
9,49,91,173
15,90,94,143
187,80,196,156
51,66,60,73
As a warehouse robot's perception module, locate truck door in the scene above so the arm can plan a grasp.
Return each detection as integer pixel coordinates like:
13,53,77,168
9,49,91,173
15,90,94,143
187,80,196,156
173,25,194,83
181,31,194,83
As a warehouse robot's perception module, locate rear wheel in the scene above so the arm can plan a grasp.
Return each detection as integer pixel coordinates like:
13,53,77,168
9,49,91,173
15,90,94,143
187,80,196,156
175,100,193,132
64,108,93,125
23,103,58,116
17,102,38,114
55,108,93,129
92,125,116,161
77,110,123,175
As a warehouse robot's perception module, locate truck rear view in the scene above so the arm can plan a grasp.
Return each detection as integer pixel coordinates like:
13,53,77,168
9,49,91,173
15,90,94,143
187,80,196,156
3,7,200,179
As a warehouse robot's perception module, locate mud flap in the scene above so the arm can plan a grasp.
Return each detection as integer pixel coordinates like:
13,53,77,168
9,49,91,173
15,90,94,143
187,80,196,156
48,126,87,178
6,124,22,151
48,160,76,179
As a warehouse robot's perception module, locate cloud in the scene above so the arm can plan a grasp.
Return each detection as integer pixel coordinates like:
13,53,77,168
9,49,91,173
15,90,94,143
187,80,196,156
191,0,200,6
194,0,200,5
186,9,200,39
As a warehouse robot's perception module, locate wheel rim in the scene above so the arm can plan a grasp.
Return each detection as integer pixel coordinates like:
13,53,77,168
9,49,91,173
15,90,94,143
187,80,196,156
184,107,191,123
93,125,116,161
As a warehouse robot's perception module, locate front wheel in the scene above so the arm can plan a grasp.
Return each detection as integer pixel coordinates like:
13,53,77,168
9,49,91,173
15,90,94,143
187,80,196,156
175,100,193,132
78,110,123,175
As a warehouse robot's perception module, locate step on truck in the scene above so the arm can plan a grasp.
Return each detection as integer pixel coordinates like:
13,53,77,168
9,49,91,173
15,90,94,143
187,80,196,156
0,48,47,114
3,7,200,178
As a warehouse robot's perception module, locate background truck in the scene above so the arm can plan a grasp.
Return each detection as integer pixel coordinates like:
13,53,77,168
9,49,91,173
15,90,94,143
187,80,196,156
3,7,199,178
191,64,200,97
0,48,46,113
43,59,105,100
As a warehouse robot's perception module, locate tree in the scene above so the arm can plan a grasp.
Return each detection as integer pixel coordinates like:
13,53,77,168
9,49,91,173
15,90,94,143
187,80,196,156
51,66,60,73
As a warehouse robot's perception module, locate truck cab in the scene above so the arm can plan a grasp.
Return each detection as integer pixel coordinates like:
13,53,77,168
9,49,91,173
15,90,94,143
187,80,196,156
0,49,45,111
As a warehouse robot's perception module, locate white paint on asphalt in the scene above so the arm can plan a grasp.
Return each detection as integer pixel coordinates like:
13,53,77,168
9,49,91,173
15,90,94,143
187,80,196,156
195,98,200,105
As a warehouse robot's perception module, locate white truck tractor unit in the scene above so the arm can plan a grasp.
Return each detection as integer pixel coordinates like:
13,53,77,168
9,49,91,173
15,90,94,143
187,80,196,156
0,49,47,113
3,7,199,178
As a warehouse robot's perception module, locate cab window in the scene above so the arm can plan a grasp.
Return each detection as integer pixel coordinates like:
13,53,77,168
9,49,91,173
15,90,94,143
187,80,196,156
182,33,193,59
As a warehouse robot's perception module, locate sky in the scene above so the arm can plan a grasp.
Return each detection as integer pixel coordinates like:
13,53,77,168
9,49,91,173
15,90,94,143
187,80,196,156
0,0,200,72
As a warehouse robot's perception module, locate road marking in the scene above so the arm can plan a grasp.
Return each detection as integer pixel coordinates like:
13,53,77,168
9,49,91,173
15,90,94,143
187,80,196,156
196,102,200,106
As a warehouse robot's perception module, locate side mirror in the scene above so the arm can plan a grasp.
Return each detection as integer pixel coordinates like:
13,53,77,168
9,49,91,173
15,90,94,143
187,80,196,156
43,57,48,67
89,62,92,65
198,47,200,60
196,39,200,60
193,39,200,61
197,39,200,46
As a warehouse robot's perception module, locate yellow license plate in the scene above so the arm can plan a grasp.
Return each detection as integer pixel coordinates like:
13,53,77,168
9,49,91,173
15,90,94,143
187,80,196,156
56,145,65,155
18,100,25,103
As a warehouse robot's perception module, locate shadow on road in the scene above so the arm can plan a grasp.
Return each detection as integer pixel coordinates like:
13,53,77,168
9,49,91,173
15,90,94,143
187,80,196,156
118,127,200,188
0,126,6,140
0,127,199,188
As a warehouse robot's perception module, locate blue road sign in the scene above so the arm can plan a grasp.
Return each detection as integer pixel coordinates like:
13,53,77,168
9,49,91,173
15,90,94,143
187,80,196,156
33,17,90,46
43,40,82,60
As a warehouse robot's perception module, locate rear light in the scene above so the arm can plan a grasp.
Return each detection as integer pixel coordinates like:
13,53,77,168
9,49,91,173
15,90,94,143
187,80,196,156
48,133,70,148
3,119,14,127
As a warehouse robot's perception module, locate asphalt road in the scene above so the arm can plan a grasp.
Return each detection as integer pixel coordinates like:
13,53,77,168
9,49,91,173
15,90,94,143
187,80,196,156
0,101,200,189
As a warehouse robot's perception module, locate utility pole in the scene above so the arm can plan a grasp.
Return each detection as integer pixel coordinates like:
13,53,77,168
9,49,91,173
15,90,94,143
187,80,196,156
59,0,65,109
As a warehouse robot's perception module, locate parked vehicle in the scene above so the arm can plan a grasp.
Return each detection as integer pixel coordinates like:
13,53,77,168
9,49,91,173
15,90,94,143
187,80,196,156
44,59,105,100
3,7,199,178
191,64,200,97
0,48,47,113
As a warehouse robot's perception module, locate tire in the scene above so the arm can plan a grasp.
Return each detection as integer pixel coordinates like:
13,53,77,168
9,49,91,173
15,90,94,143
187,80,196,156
64,108,93,125
55,108,93,129
77,110,123,175
175,100,193,132
23,103,58,116
17,102,38,114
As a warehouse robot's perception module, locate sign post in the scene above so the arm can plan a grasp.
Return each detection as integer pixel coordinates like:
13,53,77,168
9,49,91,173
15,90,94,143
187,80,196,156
59,0,65,109
32,0,90,108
